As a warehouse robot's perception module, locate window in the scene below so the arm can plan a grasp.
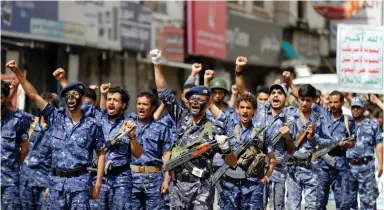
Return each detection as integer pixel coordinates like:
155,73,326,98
298,1,307,19
253,1,264,8
143,1,167,14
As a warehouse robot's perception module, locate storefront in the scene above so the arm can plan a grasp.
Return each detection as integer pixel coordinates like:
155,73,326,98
225,10,283,91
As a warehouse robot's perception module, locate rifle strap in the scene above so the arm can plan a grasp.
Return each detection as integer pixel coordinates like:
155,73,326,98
28,117,40,141
234,124,264,150
343,115,351,137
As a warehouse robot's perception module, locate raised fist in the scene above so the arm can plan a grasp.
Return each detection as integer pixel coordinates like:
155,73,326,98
282,71,292,84
231,85,238,95
89,85,99,90
204,70,215,82
149,49,163,65
100,83,111,95
5,60,18,72
53,68,66,81
191,63,203,77
236,56,248,67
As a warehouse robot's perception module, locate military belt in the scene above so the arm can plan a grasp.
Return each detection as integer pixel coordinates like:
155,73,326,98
348,156,373,165
90,163,131,177
175,172,200,183
51,166,88,178
328,148,346,157
130,165,162,173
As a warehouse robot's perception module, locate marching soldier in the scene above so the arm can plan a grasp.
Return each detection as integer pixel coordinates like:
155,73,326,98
19,92,59,209
126,90,171,210
214,56,276,210
315,91,356,210
257,84,296,210
348,96,383,210
285,84,334,210
1,80,29,210
53,68,144,209
151,49,229,209
7,60,106,209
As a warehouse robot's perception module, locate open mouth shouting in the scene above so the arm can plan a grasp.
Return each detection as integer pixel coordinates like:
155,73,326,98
65,91,81,111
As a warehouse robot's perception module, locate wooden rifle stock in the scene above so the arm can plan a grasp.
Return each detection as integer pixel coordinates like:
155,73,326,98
191,142,213,157
295,130,308,146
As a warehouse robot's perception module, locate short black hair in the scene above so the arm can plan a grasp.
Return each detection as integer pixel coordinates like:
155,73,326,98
298,84,317,98
329,90,344,102
256,86,270,97
236,93,257,109
108,86,130,110
1,80,10,97
183,83,196,91
137,91,157,107
40,92,59,108
84,88,97,102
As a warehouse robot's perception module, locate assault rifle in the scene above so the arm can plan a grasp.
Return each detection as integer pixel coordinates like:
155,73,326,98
270,123,289,146
296,113,319,146
210,126,267,192
311,135,355,167
87,126,135,172
163,135,234,172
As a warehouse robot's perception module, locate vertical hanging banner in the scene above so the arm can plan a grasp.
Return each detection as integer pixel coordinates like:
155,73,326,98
337,24,384,94
186,1,227,59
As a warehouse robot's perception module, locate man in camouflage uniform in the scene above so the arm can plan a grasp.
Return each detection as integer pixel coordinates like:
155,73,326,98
1,80,29,210
19,92,60,210
128,90,172,210
53,69,143,210
152,49,229,209
218,93,276,210
7,60,106,209
348,96,383,210
315,91,356,210
285,84,334,210
255,84,296,210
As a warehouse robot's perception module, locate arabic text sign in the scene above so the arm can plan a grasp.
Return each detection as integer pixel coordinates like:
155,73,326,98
337,25,384,94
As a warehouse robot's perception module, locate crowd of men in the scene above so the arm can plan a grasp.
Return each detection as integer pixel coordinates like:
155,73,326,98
1,48,383,210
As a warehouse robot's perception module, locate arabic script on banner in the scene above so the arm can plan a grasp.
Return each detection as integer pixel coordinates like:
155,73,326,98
337,25,384,93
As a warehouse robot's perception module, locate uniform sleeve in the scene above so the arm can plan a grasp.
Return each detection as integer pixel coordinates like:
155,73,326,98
81,102,103,120
40,103,61,128
262,135,273,155
160,124,172,153
92,123,105,153
315,115,334,147
184,75,196,86
349,117,356,137
373,120,383,145
158,87,187,125
17,116,30,142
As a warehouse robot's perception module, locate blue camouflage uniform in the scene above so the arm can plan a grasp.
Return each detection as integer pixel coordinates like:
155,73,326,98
158,86,226,210
128,113,171,210
20,116,52,210
285,107,334,210
41,103,105,210
218,111,272,210
1,108,29,210
159,113,178,146
347,96,382,210
255,103,296,210
81,103,133,210
312,104,355,210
